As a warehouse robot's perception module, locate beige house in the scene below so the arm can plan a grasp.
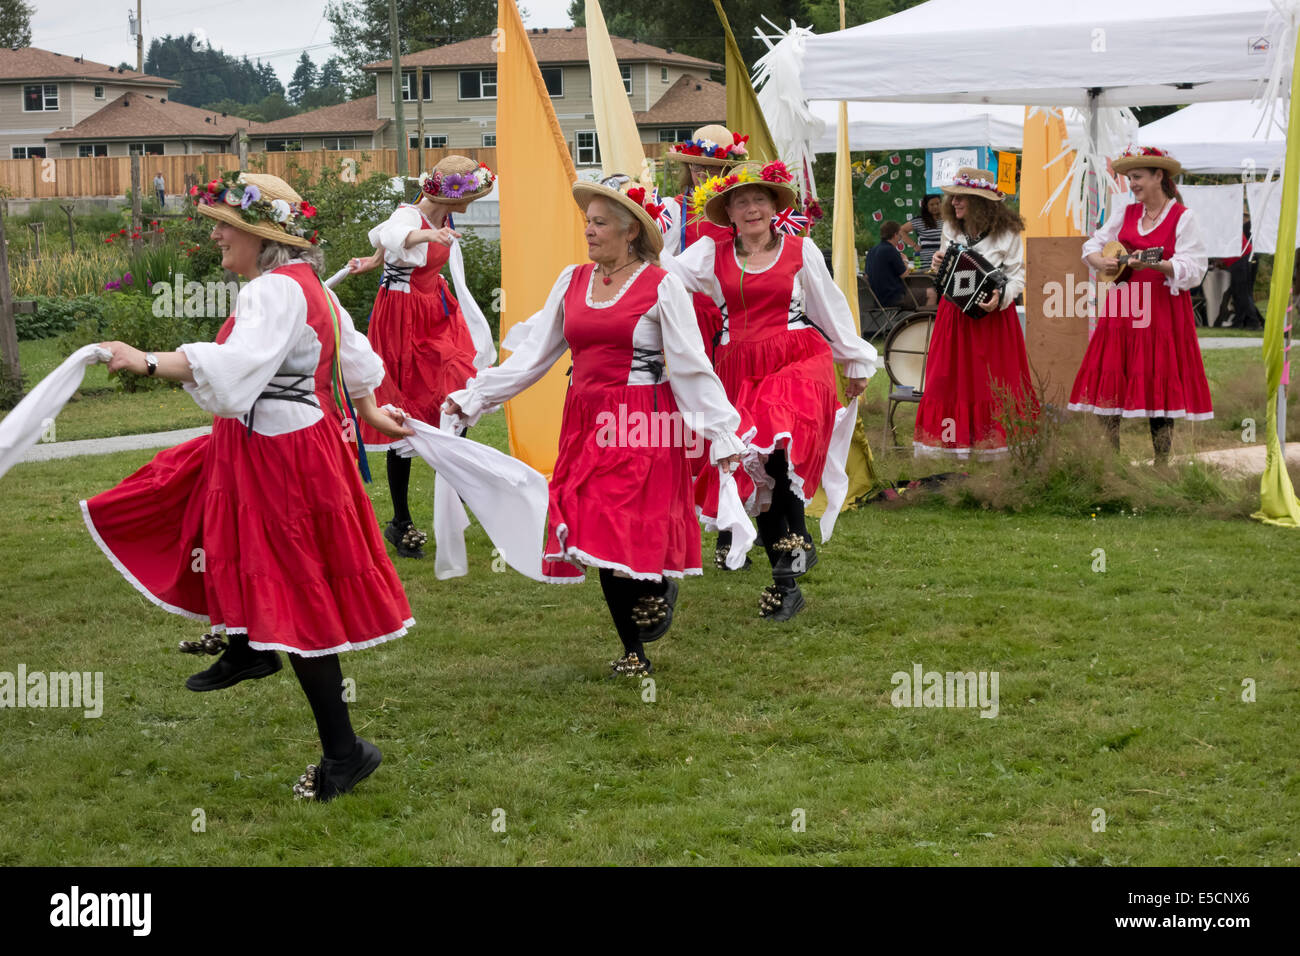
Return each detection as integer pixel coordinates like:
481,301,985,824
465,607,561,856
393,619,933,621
362,27,723,164
46,93,263,157
247,96,389,153
0,47,177,159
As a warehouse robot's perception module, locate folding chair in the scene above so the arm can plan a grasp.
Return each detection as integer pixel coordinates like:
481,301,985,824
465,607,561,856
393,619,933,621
859,275,909,340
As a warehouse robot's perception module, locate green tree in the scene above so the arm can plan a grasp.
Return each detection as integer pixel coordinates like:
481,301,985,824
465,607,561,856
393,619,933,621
287,51,319,105
0,0,33,48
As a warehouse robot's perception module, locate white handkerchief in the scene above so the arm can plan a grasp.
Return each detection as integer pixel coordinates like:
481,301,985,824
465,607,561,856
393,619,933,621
0,344,111,481
716,466,757,569
819,397,859,543
448,239,496,370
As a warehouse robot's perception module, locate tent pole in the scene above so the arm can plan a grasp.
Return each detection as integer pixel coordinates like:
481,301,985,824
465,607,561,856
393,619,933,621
1086,88,1101,232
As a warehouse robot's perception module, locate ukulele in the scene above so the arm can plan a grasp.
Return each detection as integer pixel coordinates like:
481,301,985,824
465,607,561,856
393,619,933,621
1097,240,1164,284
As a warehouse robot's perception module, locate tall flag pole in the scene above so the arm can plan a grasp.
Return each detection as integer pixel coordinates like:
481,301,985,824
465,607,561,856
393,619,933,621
496,0,587,476
586,0,653,185
1254,19,1300,526
710,0,777,164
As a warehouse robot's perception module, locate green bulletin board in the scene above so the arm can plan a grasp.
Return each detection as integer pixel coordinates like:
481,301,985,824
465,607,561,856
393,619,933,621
854,149,928,237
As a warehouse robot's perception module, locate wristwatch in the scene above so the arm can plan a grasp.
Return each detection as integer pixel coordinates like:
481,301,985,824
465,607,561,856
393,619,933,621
145,353,158,376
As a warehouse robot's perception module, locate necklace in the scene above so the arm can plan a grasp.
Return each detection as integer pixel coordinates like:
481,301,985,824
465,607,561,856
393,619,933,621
1143,199,1168,226
598,259,638,285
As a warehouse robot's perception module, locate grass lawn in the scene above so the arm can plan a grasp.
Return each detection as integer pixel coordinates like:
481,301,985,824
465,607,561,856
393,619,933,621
1,401,1297,865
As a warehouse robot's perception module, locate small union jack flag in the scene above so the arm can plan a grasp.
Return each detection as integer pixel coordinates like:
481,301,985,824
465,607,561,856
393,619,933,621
770,208,811,236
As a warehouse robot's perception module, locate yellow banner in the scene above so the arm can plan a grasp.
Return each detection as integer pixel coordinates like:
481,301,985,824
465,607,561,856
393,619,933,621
711,0,777,164
996,150,1018,196
496,0,586,476
1020,108,1079,239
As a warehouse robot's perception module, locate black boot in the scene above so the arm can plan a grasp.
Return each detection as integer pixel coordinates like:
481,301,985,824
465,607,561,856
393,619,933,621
292,737,382,802
384,519,428,559
759,579,805,622
601,570,653,675
770,533,818,578
630,578,679,643
184,634,281,692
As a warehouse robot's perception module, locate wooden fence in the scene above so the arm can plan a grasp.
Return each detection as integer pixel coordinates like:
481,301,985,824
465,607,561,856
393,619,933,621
0,144,676,199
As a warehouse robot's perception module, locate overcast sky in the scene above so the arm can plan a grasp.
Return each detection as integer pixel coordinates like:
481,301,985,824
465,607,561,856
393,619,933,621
31,1,576,86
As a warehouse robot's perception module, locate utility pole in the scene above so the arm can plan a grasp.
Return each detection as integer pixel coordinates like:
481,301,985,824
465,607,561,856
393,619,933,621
390,0,407,181
416,65,425,177
136,0,143,72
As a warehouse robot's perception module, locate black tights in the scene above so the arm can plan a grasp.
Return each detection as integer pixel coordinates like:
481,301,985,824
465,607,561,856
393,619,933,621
599,569,667,662
755,451,809,571
1102,415,1174,461
288,653,356,761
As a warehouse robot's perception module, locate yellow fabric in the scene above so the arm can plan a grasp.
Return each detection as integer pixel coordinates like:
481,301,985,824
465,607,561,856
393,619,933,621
1021,107,1079,239
1253,25,1300,527
808,98,878,520
496,0,585,477
711,0,777,165
996,150,1018,196
586,0,651,184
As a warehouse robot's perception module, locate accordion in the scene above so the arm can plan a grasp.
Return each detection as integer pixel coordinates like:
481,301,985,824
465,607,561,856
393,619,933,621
936,242,1007,318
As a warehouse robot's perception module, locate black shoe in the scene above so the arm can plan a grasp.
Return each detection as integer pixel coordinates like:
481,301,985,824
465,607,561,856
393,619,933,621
759,582,805,621
631,579,678,643
714,543,753,570
292,737,382,802
185,647,281,692
385,520,427,559
770,533,818,578
610,652,653,676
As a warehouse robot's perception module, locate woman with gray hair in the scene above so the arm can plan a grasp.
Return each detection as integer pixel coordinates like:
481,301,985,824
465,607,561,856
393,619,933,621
85,172,414,802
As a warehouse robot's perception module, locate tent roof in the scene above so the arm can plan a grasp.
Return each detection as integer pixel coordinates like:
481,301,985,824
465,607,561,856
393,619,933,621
806,101,1028,153
795,0,1278,107
1139,100,1287,174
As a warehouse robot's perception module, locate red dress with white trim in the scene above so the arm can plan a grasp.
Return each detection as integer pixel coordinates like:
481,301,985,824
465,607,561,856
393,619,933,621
360,203,478,448
1068,201,1213,421
662,235,881,520
913,222,1035,458
81,262,413,656
447,262,746,582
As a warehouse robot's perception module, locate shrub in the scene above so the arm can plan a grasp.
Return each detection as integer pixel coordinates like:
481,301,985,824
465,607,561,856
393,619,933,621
19,295,107,340
8,245,127,297
97,295,189,393
456,231,502,342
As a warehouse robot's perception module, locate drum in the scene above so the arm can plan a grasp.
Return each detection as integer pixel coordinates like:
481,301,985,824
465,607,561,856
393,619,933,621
883,312,936,395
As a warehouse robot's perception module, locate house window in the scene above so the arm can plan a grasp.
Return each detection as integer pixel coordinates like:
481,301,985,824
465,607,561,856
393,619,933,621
322,137,355,150
576,130,600,166
128,142,165,155
11,146,47,159
661,67,668,83
401,71,432,102
482,133,496,147
408,134,447,149
540,66,563,98
77,143,108,157
459,69,497,100
23,83,59,112
264,139,301,152
657,128,694,143
94,85,105,99
620,65,631,95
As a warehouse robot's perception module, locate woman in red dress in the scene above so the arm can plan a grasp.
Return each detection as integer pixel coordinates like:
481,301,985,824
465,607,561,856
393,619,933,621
445,174,745,676
661,161,879,622
351,155,495,559
84,173,414,802
914,166,1035,459
1068,146,1212,463
662,124,752,568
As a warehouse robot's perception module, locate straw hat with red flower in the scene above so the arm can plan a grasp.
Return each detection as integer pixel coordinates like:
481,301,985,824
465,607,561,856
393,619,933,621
190,172,320,248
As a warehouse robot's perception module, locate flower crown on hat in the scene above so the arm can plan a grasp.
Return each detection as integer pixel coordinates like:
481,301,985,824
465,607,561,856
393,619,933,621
595,174,670,232
673,131,749,162
421,162,495,200
1117,145,1172,161
949,172,1004,199
688,160,795,222
189,171,321,244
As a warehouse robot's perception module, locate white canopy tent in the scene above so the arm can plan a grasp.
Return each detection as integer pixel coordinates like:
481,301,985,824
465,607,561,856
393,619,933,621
805,101,1027,154
788,0,1279,108
1138,100,1287,174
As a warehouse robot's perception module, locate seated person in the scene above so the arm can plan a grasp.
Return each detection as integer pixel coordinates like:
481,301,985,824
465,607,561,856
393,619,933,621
865,220,912,309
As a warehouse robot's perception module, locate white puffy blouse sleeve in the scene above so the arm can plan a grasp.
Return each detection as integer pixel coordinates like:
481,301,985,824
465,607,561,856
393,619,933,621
447,265,575,424
330,286,385,398
800,238,881,380
1170,208,1209,292
1082,210,1123,259
993,231,1026,303
654,272,747,461
179,274,307,418
368,205,427,268
659,235,721,302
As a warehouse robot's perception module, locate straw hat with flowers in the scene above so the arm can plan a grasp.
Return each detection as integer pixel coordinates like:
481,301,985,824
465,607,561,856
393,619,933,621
572,173,672,257
191,172,320,248
689,160,798,228
665,124,750,168
419,155,496,204
940,167,1005,202
1112,145,1183,177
